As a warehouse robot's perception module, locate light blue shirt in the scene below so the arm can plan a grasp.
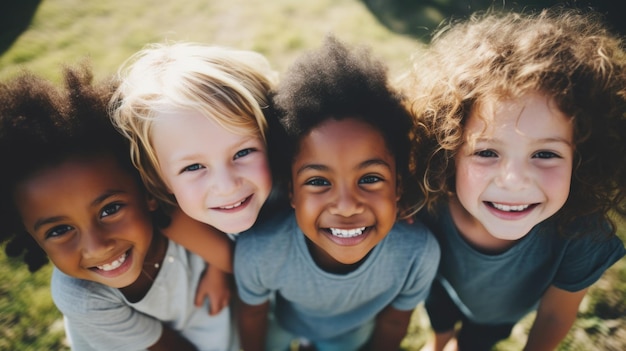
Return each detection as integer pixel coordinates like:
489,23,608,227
51,238,237,351
234,209,440,341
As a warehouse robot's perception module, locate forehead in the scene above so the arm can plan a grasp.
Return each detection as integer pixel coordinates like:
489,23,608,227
15,155,138,206
467,93,572,139
294,117,394,165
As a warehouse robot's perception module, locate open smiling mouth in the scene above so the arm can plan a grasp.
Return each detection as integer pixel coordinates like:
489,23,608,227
488,202,537,212
329,227,368,238
216,195,252,210
94,251,128,271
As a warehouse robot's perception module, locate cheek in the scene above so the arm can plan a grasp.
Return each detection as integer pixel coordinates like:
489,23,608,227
256,162,273,190
455,162,483,192
541,168,572,204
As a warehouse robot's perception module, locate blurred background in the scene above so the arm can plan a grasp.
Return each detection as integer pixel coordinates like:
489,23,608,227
1,0,624,350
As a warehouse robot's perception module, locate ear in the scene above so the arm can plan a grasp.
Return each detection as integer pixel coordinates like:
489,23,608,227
395,175,403,202
289,181,295,209
146,194,159,212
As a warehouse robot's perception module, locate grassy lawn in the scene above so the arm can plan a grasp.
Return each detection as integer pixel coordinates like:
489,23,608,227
1,0,624,350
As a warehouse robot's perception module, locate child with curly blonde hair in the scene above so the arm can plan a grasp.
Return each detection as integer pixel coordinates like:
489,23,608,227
401,8,626,351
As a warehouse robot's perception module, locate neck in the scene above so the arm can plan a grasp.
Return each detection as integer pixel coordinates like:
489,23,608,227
119,231,168,302
305,237,369,275
448,197,518,254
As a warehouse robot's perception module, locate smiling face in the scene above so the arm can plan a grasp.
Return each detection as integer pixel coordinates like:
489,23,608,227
453,92,574,243
151,109,272,233
290,118,399,271
14,155,158,289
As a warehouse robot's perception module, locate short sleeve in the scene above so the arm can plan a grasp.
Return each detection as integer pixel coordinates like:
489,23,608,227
234,233,273,306
553,235,625,292
51,269,162,350
391,224,441,311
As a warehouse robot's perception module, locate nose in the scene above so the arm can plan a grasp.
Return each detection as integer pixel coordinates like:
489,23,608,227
81,226,115,260
328,183,365,217
208,165,239,196
495,158,531,191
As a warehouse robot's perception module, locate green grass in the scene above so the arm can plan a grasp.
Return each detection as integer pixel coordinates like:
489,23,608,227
1,0,625,350
0,0,423,82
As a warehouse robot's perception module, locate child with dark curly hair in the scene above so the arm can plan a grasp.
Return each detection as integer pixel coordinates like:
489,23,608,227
0,65,237,351
400,8,626,351
234,36,440,351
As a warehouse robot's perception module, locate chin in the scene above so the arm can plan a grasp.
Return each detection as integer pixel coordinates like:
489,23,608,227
490,230,529,242
218,221,254,234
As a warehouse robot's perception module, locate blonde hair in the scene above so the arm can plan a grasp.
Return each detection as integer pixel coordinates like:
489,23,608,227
401,8,626,236
110,42,278,209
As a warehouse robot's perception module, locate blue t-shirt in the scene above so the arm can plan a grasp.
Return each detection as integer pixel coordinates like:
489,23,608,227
234,209,440,340
422,205,626,324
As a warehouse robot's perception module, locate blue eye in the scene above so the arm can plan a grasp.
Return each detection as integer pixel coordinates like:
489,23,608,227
101,203,123,218
475,149,498,158
46,225,72,239
359,175,381,184
305,178,330,186
533,151,560,159
234,148,254,159
183,164,203,172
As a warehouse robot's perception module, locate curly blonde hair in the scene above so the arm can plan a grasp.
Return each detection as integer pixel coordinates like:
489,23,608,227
401,8,626,236
110,42,278,210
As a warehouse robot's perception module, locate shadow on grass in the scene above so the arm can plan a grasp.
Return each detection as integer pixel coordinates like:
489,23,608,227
361,0,626,42
0,0,43,55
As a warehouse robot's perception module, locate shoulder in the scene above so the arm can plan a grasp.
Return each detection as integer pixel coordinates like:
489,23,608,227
235,209,297,267
378,220,441,270
237,208,295,245
389,220,440,252
51,268,120,315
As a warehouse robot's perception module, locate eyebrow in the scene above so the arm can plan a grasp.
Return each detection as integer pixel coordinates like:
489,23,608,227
295,158,392,176
473,136,572,146
32,190,127,232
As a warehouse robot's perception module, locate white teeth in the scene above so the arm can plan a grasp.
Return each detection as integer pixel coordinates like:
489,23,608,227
492,203,530,212
220,199,244,210
97,252,127,271
330,227,366,238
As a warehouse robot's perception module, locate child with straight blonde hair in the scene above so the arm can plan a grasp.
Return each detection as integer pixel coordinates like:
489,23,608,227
401,8,626,351
110,42,283,315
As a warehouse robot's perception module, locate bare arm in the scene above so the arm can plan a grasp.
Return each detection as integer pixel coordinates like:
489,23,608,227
523,286,588,351
194,264,232,315
237,298,270,351
148,324,198,351
364,305,413,351
161,207,234,273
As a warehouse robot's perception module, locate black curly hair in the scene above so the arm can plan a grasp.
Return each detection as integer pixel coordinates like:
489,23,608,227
0,63,139,272
272,35,423,218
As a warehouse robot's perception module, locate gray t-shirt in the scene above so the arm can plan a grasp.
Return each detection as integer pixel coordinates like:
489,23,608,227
234,209,440,340
51,238,237,351
423,205,626,324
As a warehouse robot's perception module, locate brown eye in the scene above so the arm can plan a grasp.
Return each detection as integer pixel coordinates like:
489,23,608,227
46,225,72,239
101,203,123,218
